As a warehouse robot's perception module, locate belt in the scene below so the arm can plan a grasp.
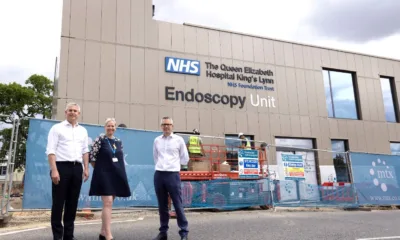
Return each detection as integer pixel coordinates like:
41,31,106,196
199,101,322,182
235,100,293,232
57,161,81,165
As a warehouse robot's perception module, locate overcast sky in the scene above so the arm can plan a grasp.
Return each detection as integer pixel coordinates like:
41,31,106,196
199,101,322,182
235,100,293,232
0,0,399,85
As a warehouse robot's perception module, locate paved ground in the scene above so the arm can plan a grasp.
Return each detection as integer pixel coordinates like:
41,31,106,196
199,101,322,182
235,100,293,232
1,209,400,240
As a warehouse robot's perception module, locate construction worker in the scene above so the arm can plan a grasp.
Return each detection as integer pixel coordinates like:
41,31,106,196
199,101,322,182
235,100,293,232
238,132,251,149
259,142,268,176
183,129,204,171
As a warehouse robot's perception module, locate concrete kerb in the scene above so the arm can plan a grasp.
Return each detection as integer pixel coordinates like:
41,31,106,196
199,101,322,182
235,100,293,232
2,205,397,232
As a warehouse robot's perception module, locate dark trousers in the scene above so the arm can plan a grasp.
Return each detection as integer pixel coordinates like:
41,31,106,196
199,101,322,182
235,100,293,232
154,171,189,237
51,162,83,240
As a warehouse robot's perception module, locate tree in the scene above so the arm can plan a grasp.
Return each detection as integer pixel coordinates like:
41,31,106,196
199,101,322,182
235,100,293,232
0,74,53,170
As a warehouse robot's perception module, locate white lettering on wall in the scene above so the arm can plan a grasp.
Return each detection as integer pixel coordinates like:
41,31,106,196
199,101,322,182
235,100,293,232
250,94,276,108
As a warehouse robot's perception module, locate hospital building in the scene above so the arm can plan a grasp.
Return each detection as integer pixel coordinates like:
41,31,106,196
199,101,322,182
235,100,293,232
53,0,400,185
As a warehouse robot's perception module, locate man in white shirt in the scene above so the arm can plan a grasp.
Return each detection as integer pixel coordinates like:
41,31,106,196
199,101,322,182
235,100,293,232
46,102,90,240
152,117,190,240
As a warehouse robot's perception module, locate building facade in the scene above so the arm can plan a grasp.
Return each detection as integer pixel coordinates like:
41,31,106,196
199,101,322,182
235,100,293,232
55,0,400,184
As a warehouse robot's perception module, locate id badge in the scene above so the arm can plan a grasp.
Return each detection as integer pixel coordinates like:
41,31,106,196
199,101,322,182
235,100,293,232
112,157,118,162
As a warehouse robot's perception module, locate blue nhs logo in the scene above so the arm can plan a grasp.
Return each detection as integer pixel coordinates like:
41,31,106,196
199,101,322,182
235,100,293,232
165,57,200,76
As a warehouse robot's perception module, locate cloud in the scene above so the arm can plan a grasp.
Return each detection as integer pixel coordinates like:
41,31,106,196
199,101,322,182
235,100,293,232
153,0,233,30
0,65,53,85
152,0,314,40
0,0,61,85
304,0,400,43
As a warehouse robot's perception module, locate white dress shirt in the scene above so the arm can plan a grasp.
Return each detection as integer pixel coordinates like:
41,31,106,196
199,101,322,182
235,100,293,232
46,120,89,163
153,133,189,172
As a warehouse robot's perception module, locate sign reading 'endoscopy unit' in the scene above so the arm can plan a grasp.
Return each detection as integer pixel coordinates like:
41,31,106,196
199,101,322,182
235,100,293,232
163,56,278,109
165,86,277,109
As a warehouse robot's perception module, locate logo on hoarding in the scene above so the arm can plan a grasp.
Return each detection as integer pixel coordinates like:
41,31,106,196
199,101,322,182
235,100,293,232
369,158,397,192
165,57,200,76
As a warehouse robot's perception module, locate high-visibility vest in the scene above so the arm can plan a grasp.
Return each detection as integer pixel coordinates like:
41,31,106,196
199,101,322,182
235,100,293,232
244,138,251,149
188,136,201,154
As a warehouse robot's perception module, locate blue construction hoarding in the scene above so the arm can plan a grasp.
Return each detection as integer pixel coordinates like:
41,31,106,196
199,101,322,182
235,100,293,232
22,118,400,210
349,152,400,205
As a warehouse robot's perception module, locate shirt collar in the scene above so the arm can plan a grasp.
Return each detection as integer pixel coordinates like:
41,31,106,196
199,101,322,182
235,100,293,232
162,133,174,139
63,120,79,127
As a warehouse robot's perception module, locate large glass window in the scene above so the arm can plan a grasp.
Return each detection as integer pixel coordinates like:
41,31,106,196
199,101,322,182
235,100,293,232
275,137,319,201
331,140,350,182
390,142,400,155
380,77,398,122
225,134,254,170
323,69,359,119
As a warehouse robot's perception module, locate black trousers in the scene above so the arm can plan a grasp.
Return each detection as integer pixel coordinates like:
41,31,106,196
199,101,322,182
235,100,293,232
51,162,83,240
154,171,189,237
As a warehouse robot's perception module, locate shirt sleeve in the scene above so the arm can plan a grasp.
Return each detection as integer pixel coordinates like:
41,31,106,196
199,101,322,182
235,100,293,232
45,125,58,156
153,138,159,165
82,129,89,154
179,137,189,165
89,136,102,162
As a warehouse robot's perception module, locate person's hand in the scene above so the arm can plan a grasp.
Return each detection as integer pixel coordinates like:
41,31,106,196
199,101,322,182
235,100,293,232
83,169,89,182
51,170,60,185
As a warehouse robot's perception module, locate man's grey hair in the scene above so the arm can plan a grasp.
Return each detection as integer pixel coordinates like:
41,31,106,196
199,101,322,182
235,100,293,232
65,102,81,112
160,116,173,124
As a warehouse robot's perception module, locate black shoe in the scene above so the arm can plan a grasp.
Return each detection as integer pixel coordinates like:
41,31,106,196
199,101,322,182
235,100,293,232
181,236,188,240
99,234,106,240
152,233,168,240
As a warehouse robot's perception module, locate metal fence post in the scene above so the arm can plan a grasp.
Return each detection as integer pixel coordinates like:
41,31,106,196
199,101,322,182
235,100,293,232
266,144,276,209
6,118,20,213
345,151,359,206
1,117,16,216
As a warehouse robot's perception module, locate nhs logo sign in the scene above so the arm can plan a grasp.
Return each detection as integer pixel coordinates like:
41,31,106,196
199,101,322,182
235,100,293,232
165,57,200,76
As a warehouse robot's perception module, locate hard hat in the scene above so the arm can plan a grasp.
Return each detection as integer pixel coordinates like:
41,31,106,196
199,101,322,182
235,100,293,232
238,132,244,137
193,128,199,134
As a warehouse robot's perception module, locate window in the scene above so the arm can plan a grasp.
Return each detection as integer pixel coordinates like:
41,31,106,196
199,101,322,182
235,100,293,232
224,134,255,170
380,77,399,122
224,134,255,150
275,137,319,198
323,69,359,119
331,140,350,182
0,166,6,176
390,142,400,155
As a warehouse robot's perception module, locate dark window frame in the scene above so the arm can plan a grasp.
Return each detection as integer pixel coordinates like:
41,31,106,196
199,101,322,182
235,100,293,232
331,139,351,183
224,133,255,148
0,166,6,176
323,68,362,120
380,75,399,123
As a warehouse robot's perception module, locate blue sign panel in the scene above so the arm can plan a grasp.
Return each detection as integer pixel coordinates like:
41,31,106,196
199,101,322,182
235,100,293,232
165,57,200,76
238,149,259,179
281,154,305,180
349,152,400,205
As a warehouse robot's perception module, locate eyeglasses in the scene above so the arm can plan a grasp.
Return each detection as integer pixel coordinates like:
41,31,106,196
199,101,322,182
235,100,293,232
161,124,172,126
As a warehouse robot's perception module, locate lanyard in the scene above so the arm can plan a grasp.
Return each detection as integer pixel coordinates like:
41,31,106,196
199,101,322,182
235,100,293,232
106,138,116,156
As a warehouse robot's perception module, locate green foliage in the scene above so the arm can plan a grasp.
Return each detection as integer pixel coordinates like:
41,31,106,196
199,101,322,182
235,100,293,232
0,74,53,170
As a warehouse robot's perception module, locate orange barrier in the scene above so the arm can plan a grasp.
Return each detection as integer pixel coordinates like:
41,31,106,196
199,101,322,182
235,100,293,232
321,182,355,202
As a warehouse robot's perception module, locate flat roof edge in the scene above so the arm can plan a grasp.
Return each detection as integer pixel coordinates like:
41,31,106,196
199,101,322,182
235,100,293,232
183,22,400,63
